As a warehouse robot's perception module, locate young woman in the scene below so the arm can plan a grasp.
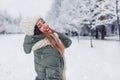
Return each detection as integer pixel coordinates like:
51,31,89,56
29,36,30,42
20,16,72,80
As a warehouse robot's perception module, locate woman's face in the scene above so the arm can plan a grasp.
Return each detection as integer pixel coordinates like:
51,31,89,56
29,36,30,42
36,19,51,33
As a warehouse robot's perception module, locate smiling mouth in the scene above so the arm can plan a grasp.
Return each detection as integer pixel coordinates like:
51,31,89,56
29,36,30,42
45,28,50,32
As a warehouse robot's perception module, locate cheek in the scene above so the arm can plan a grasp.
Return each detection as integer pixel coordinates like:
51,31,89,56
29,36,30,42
39,28,44,32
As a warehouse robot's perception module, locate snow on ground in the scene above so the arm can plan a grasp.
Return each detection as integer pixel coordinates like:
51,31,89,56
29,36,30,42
0,34,120,80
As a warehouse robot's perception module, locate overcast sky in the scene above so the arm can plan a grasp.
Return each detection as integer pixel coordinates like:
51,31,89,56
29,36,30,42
0,0,53,18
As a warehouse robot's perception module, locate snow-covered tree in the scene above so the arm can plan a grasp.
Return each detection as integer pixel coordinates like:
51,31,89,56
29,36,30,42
46,0,120,36
0,10,22,34
45,0,64,28
46,0,96,35
89,0,119,36
47,0,94,35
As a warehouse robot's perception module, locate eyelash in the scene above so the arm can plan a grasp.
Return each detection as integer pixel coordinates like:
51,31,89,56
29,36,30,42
38,26,41,29
37,21,46,29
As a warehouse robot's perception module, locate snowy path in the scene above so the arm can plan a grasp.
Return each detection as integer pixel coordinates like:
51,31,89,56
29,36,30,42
0,34,120,80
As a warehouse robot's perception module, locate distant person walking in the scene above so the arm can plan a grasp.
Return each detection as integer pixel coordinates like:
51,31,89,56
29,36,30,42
95,25,106,40
101,25,106,39
95,27,99,39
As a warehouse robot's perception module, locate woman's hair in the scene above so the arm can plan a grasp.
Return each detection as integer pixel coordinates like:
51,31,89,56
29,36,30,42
34,18,65,55
34,25,42,35
43,33,65,55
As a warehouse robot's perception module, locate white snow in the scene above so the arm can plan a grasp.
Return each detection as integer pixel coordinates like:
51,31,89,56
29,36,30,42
0,34,120,80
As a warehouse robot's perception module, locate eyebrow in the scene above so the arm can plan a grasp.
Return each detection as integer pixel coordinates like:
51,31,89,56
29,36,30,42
41,20,45,24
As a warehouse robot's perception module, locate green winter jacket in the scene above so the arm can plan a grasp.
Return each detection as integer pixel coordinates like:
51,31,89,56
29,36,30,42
23,32,72,80
23,32,72,54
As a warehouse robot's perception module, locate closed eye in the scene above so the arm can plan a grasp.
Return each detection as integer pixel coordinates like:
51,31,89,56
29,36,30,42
38,26,41,29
